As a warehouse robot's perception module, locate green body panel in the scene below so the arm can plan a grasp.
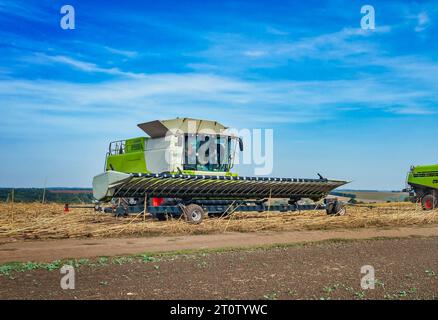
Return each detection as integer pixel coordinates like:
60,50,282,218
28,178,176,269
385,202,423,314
105,137,235,176
106,137,148,173
125,137,147,153
407,164,438,190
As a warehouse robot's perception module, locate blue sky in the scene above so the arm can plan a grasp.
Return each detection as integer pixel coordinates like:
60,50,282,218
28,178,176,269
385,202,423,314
0,0,437,189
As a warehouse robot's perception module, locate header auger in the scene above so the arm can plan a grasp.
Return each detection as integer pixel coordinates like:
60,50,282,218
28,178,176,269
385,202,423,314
93,118,348,223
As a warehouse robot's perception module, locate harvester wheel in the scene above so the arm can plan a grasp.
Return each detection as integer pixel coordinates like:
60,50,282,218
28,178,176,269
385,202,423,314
184,204,204,224
326,200,346,216
421,194,437,210
114,206,127,217
155,212,168,221
334,202,346,216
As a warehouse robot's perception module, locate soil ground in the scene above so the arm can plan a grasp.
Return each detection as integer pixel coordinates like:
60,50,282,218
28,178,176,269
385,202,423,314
1,237,437,300
1,202,437,300
1,225,438,263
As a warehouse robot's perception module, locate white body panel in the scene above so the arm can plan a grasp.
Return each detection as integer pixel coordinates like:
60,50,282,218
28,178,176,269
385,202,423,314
144,136,183,173
92,171,132,201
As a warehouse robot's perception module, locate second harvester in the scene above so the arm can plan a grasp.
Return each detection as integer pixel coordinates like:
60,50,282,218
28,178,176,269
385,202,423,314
406,164,438,210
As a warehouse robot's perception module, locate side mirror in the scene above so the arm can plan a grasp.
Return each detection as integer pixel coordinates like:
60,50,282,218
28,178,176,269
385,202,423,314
238,137,243,152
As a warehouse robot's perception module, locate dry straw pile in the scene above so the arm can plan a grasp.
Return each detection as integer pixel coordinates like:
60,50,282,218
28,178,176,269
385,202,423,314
0,202,437,242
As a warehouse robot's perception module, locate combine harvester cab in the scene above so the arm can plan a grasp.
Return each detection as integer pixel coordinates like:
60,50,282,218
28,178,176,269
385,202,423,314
93,118,348,223
406,164,438,210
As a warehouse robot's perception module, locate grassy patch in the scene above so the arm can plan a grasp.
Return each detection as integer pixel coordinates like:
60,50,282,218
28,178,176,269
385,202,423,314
112,256,134,265
0,257,98,277
263,292,278,300
384,287,418,300
1,236,435,279
0,260,67,276
197,261,209,269
354,291,366,299
286,289,296,296
98,257,109,266
425,269,436,278
139,254,159,263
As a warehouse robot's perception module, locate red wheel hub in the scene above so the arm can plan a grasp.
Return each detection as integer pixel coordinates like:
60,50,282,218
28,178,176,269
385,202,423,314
425,199,433,210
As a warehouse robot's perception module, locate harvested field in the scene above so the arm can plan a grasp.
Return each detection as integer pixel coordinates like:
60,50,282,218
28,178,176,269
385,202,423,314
1,237,438,300
0,202,437,242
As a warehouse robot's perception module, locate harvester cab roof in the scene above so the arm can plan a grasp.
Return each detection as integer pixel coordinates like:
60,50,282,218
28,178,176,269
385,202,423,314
137,118,228,138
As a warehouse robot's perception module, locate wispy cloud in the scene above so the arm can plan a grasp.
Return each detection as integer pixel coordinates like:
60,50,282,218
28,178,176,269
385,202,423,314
0,0,51,23
189,26,393,75
104,46,138,58
243,50,268,57
0,68,436,141
28,53,144,78
265,26,289,36
272,26,393,59
414,12,430,32
389,105,434,115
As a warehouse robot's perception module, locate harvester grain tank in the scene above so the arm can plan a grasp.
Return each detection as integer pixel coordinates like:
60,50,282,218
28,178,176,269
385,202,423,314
406,164,438,210
93,118,348,222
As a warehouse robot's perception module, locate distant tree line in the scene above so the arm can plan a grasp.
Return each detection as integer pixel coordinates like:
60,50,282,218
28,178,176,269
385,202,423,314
0,188,94,203
329,191,357,199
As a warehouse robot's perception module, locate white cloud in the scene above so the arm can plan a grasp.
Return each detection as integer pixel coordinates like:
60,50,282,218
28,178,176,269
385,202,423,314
0,0,49,23
195,26,393,71
29,53,144,78
2,24,437,142
104,46,138,58
415,12,430,32
265,26,289,36
0,69,436,141
243,50,268,57
389,106,433,115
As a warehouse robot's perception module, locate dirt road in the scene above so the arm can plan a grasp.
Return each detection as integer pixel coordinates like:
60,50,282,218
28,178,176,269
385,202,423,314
1,237,437,299
1,225,438,263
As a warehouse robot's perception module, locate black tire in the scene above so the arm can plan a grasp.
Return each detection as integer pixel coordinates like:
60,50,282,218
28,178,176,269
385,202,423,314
184,204,204,224
333,201,346,215
421,194,437,210
326,202,335,215
155,212,167,221
114,206,127,217
326,200,345,215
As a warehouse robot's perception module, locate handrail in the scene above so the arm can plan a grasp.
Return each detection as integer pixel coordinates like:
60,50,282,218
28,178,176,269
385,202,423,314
108,140,126,156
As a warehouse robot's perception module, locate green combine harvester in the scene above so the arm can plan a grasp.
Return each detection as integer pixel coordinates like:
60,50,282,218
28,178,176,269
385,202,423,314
93,118,347,223
406,164,438,210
